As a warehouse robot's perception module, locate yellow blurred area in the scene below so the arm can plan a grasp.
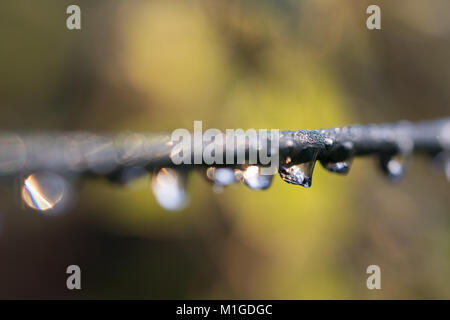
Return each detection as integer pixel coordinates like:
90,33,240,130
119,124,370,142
119,2,228,112
0,0,70,101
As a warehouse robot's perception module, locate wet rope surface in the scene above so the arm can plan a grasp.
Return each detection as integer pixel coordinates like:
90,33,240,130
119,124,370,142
1,117,448,177
4,117,449,211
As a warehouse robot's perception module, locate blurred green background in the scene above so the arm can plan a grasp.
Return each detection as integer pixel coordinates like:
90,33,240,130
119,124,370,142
0,0,449,299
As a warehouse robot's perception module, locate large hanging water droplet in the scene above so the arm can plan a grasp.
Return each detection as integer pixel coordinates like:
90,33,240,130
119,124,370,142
242,165,273,190
320,159,353,175
151,168,188,211
278,150,318,188
379,153,407,182
21,172,68,212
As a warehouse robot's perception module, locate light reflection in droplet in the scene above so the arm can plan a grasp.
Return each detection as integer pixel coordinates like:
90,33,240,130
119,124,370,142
214,168,236,186
21,172,67,212
205,167,237,186
278,150,318,188
320,158,353,175
206,167,216,181
242,165,273,190
234,169,243,181
151,168,188,211
387,159,403,176
379,151,411,182
324,138,334,148
279,163,315,187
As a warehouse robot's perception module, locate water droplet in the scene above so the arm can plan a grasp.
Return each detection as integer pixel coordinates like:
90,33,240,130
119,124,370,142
378,136,413,182
320,140,354,175
324,138,334,148
214,168,236,186
234,169,243,181
205,167,237,186
320,158,353,175
285,139,294,147
379,153,407,182
278,150,318,188
21,172,68,212
206,167,215,181
151,168,188,211
242,165,273,190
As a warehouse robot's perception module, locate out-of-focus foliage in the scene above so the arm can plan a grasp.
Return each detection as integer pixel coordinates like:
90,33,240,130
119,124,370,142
0,0,449,299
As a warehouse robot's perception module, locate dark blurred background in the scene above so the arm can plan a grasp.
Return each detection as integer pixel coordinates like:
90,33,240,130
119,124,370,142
0,0,449,299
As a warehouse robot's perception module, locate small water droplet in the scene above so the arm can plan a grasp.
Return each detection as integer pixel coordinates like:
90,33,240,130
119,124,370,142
206,167,215,181
286,139,294,147
320,140,354,175
278,150,318,188
214,168,237,186
234,169,243,181
379,153,407,182
151,168,188,211
324,138,334,148
242,165,273,190
205,167,237,186
21,172,68,212
320,158,353,175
